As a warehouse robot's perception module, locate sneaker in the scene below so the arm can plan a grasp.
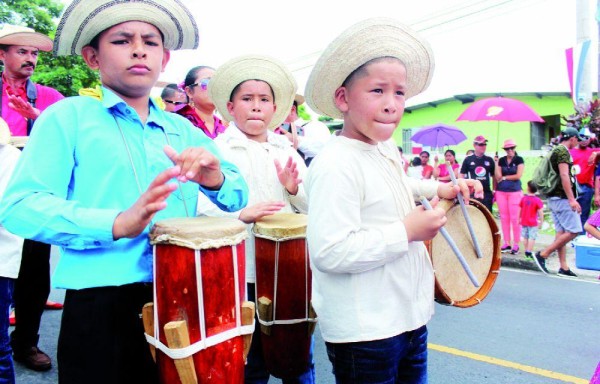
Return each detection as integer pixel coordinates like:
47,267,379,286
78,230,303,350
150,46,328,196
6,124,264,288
13,346,52,371
501,244,511,253
524,251,533,260
532,252,549,274
510,246,520,255
557,268,578,278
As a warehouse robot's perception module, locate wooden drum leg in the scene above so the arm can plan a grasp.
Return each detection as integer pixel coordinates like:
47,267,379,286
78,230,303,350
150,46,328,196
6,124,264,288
141,302,156,361
257,296,273,336
164,320,198,384
242,301,255,362
308,302,317,336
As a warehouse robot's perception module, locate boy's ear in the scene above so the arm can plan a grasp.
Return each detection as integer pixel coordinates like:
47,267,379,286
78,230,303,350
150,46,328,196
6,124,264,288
334,86,349,113
81,46,100,70
226,100,234,116
161,49,170,72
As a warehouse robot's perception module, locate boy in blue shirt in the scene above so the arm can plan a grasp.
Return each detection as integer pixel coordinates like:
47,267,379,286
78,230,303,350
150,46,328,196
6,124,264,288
0,1,248,383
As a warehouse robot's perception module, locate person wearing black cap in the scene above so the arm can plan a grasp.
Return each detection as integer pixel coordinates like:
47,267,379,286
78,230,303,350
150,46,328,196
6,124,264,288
532,127,583,277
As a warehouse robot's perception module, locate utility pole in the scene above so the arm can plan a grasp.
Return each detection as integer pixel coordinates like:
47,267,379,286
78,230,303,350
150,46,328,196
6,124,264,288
576,0,597,104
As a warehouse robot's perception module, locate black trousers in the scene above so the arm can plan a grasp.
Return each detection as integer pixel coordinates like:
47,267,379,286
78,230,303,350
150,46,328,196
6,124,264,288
10,239,51,352
57,283,158,384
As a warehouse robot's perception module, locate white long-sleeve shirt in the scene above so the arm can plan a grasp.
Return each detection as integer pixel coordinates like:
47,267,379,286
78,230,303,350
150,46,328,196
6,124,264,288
197,123,308,283
305,135,438,343
0,144,23,279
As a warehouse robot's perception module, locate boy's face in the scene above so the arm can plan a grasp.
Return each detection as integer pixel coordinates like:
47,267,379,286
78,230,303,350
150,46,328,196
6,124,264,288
226,80,276,143
334,60,406,145
81,21,170,102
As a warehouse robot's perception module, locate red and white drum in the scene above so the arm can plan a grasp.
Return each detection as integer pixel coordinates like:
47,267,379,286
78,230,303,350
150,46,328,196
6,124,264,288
149,217,254,383
253,213,316,378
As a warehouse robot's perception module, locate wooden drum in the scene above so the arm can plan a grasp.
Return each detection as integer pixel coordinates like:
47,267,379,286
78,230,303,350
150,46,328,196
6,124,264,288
425,199,501,308
148,217,254,383
253,213,316,378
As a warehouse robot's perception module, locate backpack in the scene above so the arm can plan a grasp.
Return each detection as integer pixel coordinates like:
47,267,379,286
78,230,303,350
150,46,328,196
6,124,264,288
532,149,560,197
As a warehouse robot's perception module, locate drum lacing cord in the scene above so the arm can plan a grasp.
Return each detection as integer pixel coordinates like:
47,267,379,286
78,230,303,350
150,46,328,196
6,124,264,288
255,239,318,326
145,246,255,360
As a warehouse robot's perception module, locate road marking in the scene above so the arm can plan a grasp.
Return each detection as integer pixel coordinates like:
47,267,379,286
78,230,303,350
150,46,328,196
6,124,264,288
429,343,588,383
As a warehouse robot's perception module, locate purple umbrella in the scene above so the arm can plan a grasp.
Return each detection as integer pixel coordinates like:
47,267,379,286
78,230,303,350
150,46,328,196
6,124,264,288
411,123,467,148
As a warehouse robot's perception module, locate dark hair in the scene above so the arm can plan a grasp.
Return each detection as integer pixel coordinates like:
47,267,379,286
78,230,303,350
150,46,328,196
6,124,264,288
160,83,184,99
444,149,456,157
0,44,9,52
87,28,165,51
184,65,215,88
411,157,422,166
398,146,403,153
527,180,538,193
420,151,430,157
342,56,403,88
229,79,275,102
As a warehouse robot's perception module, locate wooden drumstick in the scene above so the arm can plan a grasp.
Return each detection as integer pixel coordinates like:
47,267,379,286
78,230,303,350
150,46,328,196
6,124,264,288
447,162,484,259
419,197,480,287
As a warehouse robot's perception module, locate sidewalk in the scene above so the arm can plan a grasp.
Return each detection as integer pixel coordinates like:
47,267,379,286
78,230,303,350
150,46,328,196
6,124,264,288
498,221,600,281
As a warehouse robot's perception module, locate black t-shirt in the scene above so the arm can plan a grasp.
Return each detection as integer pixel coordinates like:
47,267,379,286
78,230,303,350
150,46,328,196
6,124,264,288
460,154,495,193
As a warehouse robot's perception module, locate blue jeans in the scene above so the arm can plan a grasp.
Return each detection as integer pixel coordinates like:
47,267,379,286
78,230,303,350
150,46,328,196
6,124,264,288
326,326,428,384
577,183,594,234
245,284,315,383
0,277,15,384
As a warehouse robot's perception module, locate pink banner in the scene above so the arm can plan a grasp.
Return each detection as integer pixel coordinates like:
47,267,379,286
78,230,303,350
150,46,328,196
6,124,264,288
565,47,574,101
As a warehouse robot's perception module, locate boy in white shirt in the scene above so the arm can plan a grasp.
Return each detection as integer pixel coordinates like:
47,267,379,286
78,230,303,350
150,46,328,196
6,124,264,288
304,18,482,383
198,55,313,383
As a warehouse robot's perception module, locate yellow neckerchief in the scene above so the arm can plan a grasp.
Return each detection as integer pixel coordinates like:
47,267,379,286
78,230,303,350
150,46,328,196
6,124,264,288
78,86,166,110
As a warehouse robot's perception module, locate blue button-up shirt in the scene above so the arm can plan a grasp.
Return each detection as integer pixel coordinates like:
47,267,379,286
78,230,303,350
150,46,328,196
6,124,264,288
0,88,248,289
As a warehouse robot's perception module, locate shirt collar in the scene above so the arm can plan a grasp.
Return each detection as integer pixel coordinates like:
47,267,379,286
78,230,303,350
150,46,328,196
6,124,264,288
100,87,178,135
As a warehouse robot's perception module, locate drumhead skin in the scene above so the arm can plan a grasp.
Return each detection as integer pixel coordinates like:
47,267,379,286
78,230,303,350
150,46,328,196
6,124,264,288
150,216,247,250
426,199,501,307
253,213,307,239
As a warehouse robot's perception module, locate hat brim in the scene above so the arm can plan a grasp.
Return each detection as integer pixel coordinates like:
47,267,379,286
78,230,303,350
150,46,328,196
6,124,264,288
53,0,199,56
294,94,305,106
208,55,297,129
305,17,434,119
0,32,53,52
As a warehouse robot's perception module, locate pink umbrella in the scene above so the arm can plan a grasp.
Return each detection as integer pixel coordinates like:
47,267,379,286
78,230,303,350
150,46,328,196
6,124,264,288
456,96,544,152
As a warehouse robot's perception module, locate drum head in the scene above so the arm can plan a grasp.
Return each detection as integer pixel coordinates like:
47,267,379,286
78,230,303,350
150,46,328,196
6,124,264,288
150,217,247,250
253,213,307,240
429,199,500,306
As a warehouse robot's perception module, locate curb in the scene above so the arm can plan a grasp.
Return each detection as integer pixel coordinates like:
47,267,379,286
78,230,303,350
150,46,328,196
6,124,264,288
500,256,540,272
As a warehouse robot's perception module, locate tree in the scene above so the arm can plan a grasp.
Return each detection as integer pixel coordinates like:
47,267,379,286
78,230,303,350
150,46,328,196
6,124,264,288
0,0,99,96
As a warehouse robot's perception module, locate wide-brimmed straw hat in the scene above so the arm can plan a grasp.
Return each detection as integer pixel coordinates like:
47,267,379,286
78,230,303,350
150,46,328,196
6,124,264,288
208,55,297,129
305,17,434,119
502,139,517,149
53,0,199,56
294,94,305,106
0,25,53,52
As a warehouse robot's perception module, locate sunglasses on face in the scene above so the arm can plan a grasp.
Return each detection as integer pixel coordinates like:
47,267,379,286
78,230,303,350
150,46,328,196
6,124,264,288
163,99,186,105
189,78,210,91
504,147,516,151
475,143,487,147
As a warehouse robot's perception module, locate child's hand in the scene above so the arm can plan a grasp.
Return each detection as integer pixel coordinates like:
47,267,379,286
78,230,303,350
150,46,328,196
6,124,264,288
164,145,224,189
238,201,286,224
275,156,302,195
436,178,484,202
404,197,447,242
112,166,179,240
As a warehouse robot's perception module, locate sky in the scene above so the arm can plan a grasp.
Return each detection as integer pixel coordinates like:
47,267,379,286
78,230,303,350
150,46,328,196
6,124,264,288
155,0,594,108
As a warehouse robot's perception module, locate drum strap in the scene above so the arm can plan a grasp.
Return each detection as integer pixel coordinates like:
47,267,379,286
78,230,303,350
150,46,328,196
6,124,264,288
254,238,318,326
146,245,255,360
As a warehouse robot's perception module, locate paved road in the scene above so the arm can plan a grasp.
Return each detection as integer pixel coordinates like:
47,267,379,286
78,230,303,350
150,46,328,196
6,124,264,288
17,265,599,383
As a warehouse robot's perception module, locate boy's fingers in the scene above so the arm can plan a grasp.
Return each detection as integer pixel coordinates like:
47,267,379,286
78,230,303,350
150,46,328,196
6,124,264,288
163,145,179,164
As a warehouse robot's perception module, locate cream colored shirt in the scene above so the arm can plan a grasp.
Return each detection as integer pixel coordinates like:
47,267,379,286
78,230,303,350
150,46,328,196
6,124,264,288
197,123,308,283
0,144,23,279
305,135,437,343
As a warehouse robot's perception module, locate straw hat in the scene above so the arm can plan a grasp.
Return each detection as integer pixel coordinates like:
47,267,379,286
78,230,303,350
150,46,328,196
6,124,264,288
53,0,199,56
501,139,517,149
305,17,434,119
0,118,11,146
208,55,297,129
0,25,53,52
294,94,305,106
